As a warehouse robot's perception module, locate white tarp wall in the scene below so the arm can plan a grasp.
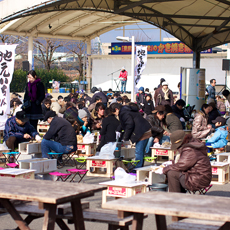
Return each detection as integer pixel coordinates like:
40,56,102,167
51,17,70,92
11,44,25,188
92,56,225,92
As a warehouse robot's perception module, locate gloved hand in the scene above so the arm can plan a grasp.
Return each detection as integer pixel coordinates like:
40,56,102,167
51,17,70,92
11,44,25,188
180,117,185,122
116,131,121,140
35,135,42,143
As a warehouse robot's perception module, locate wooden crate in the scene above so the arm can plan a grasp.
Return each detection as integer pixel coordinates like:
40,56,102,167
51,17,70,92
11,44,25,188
37,123,50,136
100,181,146,204
120,147,135,159
77,143,97,156
19,158,57,174
151,147,176,162
18,142,42,157
86,157,116,178
136,165,166,185
0,168,35,179
211,162,229,184
216,152,230,163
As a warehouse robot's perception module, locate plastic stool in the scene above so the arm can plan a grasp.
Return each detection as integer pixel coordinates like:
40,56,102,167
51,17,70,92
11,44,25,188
122,160,140,172
48,152,63,168
49,172,72,181
143,156,157,163
6,163,19,168
186,184,213,195
75,157,87,169
66,168,88,183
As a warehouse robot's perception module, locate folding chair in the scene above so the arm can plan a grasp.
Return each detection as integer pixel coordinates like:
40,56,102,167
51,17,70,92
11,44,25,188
48,152,63,168
143,156,157,163
62,151,76,167
49,172,72,182
186,184,213,195
6,163,19,168
122,159,140,172
75,157,87,169
66,168,88,183
2,152,21,167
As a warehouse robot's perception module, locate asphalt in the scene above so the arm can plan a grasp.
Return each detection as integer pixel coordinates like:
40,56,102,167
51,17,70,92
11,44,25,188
0,164,230,230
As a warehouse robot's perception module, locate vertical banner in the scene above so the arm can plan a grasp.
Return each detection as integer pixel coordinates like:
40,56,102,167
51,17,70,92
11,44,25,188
0,44,17,130
134,46,147,87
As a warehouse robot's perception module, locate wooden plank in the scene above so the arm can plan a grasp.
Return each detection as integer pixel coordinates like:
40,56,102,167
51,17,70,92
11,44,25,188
0,177,106,204
0,198,31,230
42,203,57,230
71,198,85,230
102,192,230,222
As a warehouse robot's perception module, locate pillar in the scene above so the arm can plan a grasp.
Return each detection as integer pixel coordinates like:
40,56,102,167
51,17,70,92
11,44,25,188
86,39,92,93
226,43,230,89
193,51,200,69
28,36,33,70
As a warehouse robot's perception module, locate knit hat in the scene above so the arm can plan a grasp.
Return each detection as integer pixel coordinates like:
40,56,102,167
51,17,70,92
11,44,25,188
171,130,186,150
78,109,87,119
139,87,144,91
162,82,168,86
212,116,226,126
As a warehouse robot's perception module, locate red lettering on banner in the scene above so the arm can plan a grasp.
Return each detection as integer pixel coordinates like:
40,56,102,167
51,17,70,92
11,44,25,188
184,45,192,53
107,187,127,197
165,43,171,53
178,43,184,53
155,150,168,156
171,43,179,53
158,43,165,53
92,160,106,167
212,167,218,174
153,45,158,51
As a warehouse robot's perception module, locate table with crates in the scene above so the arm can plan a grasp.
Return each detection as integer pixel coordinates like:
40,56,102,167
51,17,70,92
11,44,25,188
151,147,176,162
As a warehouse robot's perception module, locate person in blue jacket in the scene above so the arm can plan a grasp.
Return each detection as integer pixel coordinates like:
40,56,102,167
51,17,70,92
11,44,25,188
206,116,227,148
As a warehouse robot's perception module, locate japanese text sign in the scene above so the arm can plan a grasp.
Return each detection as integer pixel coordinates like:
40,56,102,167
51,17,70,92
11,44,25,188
0,44,17,130
135,46,147,85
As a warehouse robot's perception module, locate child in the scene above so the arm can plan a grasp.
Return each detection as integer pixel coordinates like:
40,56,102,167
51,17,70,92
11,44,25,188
206,116,228,148
216,95,226,115
78,109,91,135
143,94,154,115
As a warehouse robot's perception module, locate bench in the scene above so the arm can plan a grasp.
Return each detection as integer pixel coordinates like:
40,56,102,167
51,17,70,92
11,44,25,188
0,201,140,230
168,218,228,230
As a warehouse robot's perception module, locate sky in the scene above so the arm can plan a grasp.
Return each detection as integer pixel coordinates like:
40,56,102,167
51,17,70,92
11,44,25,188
99,22,175,43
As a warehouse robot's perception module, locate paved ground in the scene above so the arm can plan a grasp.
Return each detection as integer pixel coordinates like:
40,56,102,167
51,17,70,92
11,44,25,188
0,164,230,230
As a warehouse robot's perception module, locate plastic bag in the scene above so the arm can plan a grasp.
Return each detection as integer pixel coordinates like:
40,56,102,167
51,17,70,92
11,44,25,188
114,167,136,183
99,142,117,159
83,132,94,144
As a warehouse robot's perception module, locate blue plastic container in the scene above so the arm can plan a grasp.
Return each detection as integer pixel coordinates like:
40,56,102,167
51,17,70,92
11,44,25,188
59,88,65,93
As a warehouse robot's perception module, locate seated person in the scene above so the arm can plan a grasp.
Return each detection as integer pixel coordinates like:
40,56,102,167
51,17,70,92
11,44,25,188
208,102,219,127
42,98,51,116
206,117,228,148
41,111,77,158
163,130,212,193
172,99,186,129
91,102,105,131
78,109,91,135
96,104,120,152
4,111,41,151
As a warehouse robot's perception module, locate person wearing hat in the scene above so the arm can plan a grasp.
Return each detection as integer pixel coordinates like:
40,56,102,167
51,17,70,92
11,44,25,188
3,111,41,151
156,82,174,106
136,87,146,109
78,109,91,135
119,67,128,93
41,111,77,158
163,130,212,193
206,116,228,148
145,105,165,155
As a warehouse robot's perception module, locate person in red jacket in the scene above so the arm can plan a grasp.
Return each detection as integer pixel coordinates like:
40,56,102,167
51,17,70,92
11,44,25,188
119,67,128,93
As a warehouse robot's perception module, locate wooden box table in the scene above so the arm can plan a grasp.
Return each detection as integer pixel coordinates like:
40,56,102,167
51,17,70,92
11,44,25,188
18,142,42,160
0,168,35,179
86,156,117,178
120,147,135,159
99,180,146,204
0,176,106,230
211,162,229,184
216,152,230,163
151,147,176,162
102,191,230,230
77,142,97,156
136,165,166,185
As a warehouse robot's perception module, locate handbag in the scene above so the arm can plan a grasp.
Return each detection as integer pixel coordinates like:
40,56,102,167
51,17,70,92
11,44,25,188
22,100,31,110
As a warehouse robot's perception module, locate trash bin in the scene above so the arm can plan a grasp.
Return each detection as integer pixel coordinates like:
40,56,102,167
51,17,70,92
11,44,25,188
148,183,168,192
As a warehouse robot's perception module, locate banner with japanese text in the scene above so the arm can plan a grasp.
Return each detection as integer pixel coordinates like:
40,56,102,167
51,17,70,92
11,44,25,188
0,44,17,130
111,41,212,55
135,46,147,86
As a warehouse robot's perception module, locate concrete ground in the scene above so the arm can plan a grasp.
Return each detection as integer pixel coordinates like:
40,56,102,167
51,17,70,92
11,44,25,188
0,164,230,230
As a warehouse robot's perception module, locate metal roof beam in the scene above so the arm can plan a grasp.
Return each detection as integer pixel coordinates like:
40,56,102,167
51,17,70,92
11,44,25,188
215,0,230,6
166,22,230,28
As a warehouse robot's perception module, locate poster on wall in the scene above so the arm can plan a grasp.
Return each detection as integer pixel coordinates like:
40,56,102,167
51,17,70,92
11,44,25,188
0,44,17,130
197,69,206,100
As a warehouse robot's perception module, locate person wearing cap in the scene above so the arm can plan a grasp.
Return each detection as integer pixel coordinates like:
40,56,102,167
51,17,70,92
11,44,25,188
3,111,41,151
206,117,228,149
41,111,77,158
156,82,174,106
154,78,165,104
192,104,213,139
136,87,146,109
78,109,91,135
145,105,165,155
163,130,212,193
119,67,128,93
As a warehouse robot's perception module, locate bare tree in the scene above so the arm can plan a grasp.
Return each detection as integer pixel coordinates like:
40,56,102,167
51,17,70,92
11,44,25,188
33,38,66,71
128,30,154,42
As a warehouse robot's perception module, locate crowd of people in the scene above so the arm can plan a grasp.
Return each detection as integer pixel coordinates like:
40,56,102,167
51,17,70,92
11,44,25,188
4,71,230,193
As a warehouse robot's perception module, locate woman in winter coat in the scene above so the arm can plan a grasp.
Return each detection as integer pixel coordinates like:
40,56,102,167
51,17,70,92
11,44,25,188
192,104,213,139
91,102,105,131
156,82,174,106
23,70,45,129
163,130,212,193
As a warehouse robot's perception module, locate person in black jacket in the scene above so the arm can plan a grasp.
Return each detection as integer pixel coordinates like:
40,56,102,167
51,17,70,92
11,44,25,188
208,102,220,127
96,104,121,151
143,94,155,115
41,98,51,116
172,99,186,129
23,70,45,129
90,87,108,108
41,111,77,158
117,103,151,169
136,87,146,109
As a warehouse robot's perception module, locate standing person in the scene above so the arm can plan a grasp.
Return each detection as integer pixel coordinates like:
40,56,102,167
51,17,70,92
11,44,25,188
23,70,45,129
154,78,165,104
117,103,151,169
143,94,155,115
119,67,128,93
192,104,213,139
156,82,174,106
206,79,216,103
163,130,212,193
136,87,146,109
